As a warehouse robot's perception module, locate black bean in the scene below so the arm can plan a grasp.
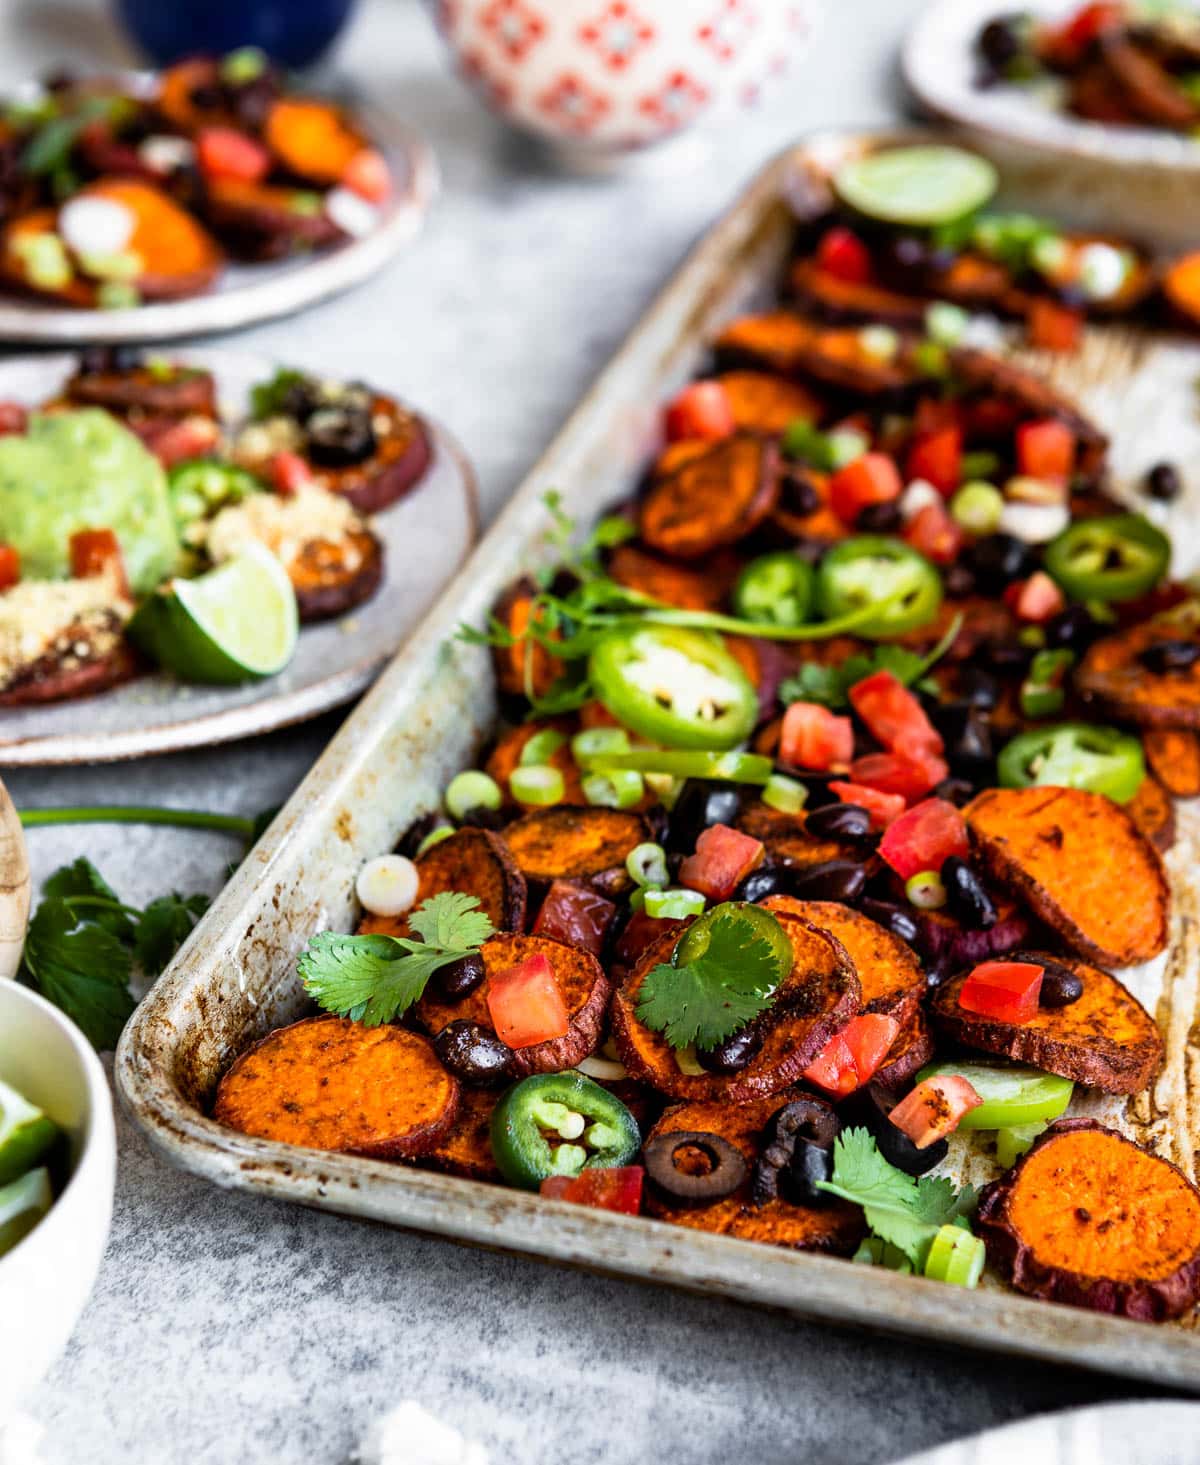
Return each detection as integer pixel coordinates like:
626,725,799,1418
958,668,1000,710
933,776,976,807
840,1084,947,1177
941,856,998,930
967,533,1037,592
667,779,748,853
306,406,376,467
1039,964,1085,1008
1140,640,1200,675
858,897,920,946
1044,604,1096,651
431,952,486,1002
804,803,873,841
433,1021,513,1087
1145,462,1182,502
978,17,1022,69
781,468,821,517
783,859,867,903
697,1023,763,1074
943,562,976,598
856,501,903,534
735,866,789,904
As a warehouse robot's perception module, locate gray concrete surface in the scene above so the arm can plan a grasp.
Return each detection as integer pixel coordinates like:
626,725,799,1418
5,0,1159,1459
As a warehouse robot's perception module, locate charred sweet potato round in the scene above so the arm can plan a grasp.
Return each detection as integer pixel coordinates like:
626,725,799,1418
606,543,736,611
419,1085,501,1182
715,312,921,394
0,633,138,707
638,435,780,560
714,370,824,436
1126,773,1176,855
357,827,526,940
1144,728,1200,798
789,258,928,326
485,720,585,807
490,577,564,701
735,803,859,871
201,177,342,260
288,525,384,623
963,786,1169,968
309,396,432,514
975,1119,1200,1320
213,1016,459,1158
611,911,860,1103
413,931,609,1077
873,1010,936,1090
1078,617,1200,729
500,806,653,896
65,363,217,419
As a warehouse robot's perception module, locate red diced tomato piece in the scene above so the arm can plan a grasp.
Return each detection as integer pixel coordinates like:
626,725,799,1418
1007,570,1066,623
679,824,764,901
271,450,312,496
69,528,128,593
486,954,570,1049
532,880,616,958
540,1166,645,1215
959,960,1045,1023
816,226,872,284
905,500,964,566
828,451,902,526
913,398,963,437
828,781,906,830
848,751,947,802
888,1075,982,1149
905,425,962,496
1016,418,1076,482
612,910,684,972
0,544,19,590
664,381,735,444
1028,298,1083,353
1047,1,1123,63
849,669,943,757
878,797,969,880
803,1013,901,1096
780,701,854,771
196,127,271,183
343,147,391,202
138,415,221,469
0,403,27,437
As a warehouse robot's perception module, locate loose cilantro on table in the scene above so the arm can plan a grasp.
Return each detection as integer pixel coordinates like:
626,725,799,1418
634,905,785,1051
817,1127,978,1270
777,612,963,711
299,891,496,1027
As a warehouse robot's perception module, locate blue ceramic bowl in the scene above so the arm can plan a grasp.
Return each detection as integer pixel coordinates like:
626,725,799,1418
115,0,359,69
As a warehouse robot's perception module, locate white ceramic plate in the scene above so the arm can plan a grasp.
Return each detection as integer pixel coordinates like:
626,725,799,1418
0,90,436,345
0,349,478,766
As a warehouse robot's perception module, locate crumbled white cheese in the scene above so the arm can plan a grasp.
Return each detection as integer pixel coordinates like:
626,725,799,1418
356,1401,488,1465
998,500,1070,544
204,482,362,570
138,134,196,173
899,478,941,521
58,196,135,257
1077,242,1131,303
619,635,740,724
232,416,304,466
0,571,129,685
325,187,380,239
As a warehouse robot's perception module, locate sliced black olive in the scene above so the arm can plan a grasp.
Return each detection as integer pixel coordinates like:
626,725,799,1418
1140,640,1200,675
752,1098,839,1207
840,1083,948,1177
967,533,1037,592
858,897,920,947
431,952,486,1002
804,803,873,841
1007,950,1085,1008
735,866,789,904
1145,462,1182,502
432,1020,513,1087
306,406,377,467
856,501,903,534
666,779,748,853
697,1023,763,1074
278,376,323,422
643,1130,749,1205
782,859,867,904
941,856,998,931
1043,604,1096,652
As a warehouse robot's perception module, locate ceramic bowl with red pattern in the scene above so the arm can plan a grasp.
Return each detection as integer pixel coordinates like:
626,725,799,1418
433,0,821,160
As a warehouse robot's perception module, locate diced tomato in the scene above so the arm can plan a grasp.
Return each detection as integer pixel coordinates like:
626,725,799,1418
0,403,27,437
1046,1,1123,63
533,880,616,958
612,910,684,972
828,781,906,830
1006,570,1066,623
803,1013,901,1097
780,701,854,771
850,669,944,758
959,959,1045,1023
137,414,221,469
343,147,391,202
1016,417,1076,483
196,127,271,183
904,500,964,566
913,397,963,437
905,425,962,496
816,226,872,284
486,954,570,1049
828,451,902,526
848,751,948,802
888,1075,982,1149
878,797,969,880
271,449,312,496
540,1166,645,1215
664,381,735,444
0,544,19,590
69,528,128,594
1028,298,1083,353
679,824,764,901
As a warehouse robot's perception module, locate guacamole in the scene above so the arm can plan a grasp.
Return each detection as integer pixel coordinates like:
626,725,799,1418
0,409,180,594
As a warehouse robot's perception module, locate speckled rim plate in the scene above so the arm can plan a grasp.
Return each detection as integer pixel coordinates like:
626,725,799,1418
904,0,1200,179
0,348,478,766
0,86,437,345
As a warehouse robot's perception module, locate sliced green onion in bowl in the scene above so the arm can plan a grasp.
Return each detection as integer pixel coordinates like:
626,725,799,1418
626,842,669,890
446,769,502,820
510,765,565,807
644,888,706,920
923,1224,986,1288
583,769,645,810
762,773,808,815
905,870,946,910
519,728,568,766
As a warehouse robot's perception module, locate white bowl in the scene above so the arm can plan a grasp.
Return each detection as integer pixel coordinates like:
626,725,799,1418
0,982,116,1423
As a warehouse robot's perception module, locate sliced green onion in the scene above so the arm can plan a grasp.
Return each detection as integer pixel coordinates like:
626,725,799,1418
583,769,645,810
446,770,502,820
950,481,1003,536
1029,232,1069,279
78,248,143,281
859,324,900,362
644,888,706,920
1018,625,1046,649
628,887,647,913
923,1224,985,1288
925,301,969,347
415,824,455,857
97,281,140,310
571,727,630,768
781,418,829,465
519,728,568,766
221,45,268,82
1019,681,1065,719
996,1122,1047,1168
587,749,772,784
827,427,870,469
762,773,808,815
626,842,669,889
905,870,946,910
510,765,564,806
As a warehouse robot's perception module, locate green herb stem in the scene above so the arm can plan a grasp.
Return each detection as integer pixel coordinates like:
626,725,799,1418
18,805,256,839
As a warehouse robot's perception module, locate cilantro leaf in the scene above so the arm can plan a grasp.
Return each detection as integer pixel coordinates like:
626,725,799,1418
635,905,784,1051
133,892,210,977
249,367,306,420
44,857,135,942
407,890,495,952
777,614,964,711
21,898,135,1051
777,662,847,710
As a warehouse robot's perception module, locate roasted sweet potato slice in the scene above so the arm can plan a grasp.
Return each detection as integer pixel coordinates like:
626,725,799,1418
1163,252,1200,330
484,719,585,807
419,1085,501,1182
761,897,925,1024
1126,773,1176,854
975,1119,1200,1320
358,827,526,940
715,312,922,393
927,252,1013,310
714,370,823,435
1100,32,1199,130
156,58,226,134
95,179,224,299
964,786,1168,968
490,577,564,701
212,1016,459,1158
201,177,342,260
0,628,138,707
301,395,431,514
931,952,1163,1094
651,440,713,479
264,97,368,186
607,543,736,611
873,1010,935,1090
611,911,860,1103
287,525,384,623
736,803,859,871
414,931,609,1077
1070,60,1143,125
789,258,928,325
65,362,217,419
642,1093,864,1252
1144,728,1200,798
1078,614,1200,728
638,435,780,559
501,806,653,896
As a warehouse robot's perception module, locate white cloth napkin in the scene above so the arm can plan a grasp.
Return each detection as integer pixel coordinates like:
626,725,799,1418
892,1402,1200,1465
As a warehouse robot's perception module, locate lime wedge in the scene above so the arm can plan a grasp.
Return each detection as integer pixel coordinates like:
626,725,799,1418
0,1166,52,1258
834,145,998,228
129,544,298,684
0,1079,58,1187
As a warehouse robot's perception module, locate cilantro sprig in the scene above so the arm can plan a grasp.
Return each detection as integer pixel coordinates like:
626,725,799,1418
777,611,964,711
299,891,496,1026
817,1128,978,1269
635,905,786,1051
